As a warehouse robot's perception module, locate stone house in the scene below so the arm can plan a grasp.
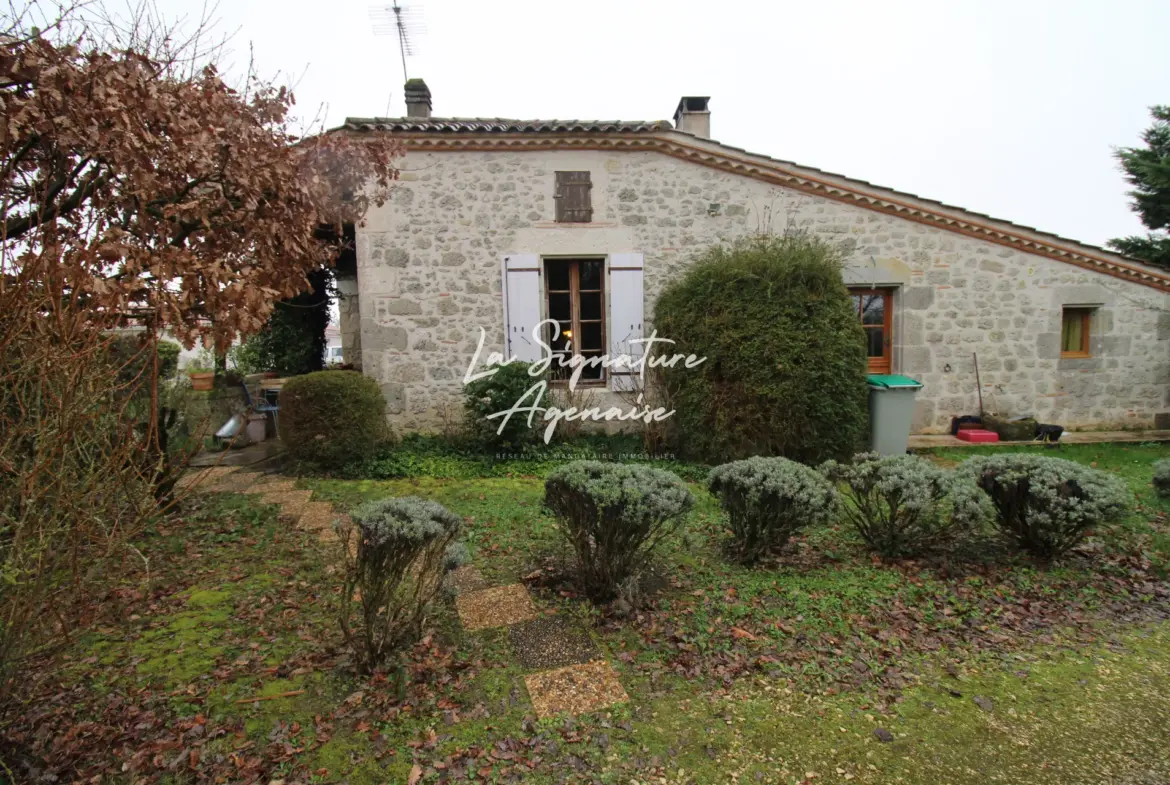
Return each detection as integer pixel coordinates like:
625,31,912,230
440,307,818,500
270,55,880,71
332,80,1170,435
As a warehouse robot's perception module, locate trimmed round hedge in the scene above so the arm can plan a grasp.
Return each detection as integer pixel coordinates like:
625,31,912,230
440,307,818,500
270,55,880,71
653,233,869,465
708,456,840,564
544,460,694,601
278,370,390,470
958,453,1130,557
1153,458,1170,498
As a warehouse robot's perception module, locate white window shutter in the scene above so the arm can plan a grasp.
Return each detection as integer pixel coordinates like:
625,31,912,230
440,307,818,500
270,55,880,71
503,254,543,364
608,252,644,392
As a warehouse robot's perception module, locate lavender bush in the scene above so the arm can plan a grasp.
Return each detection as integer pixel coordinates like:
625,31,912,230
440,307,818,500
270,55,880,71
960,454,1130,557
544,461,694,602
820,452,983,558
338,496,465,672
1153,458,1170,498
708,456,840,564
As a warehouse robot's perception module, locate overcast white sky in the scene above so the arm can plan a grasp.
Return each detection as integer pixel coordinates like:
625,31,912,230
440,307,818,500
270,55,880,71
160,0,1168,249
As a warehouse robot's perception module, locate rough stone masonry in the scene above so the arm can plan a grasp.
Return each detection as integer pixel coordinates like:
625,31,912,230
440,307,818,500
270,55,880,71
349,145,1169,435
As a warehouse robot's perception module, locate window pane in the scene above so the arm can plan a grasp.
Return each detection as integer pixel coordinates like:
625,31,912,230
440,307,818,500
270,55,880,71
581,322,603,352
580,292,602,321
546,322,571,353
866,328,885,358
550,359,573,381
861,295,884,326
579,260,603,290
546,262,570,291
851,295,862,315
549,293,572,330
1061,312,1084,353
579,353,603,380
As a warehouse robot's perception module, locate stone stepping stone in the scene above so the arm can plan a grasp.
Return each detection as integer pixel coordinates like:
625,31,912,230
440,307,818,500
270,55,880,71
205,471,261,493
259,489,314,521
508,616,601,671
455,584,537,631
175,466,240,492
242,478,297,495
523,661,628,719
446,565,489,596
297,501,345,533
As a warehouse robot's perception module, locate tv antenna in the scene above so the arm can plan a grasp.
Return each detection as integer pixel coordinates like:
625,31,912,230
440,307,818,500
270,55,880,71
370,3,424,84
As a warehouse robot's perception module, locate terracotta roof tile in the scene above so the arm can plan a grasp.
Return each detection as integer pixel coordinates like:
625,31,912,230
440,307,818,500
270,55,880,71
342,117,670,134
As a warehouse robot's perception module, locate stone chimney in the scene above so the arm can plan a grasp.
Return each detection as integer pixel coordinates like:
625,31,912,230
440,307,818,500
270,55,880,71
404,78,432,118
673,96,710,138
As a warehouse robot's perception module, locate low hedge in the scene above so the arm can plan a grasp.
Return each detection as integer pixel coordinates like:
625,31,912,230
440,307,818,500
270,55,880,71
279,370,390,471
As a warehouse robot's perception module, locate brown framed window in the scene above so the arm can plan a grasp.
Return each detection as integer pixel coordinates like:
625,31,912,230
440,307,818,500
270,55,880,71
545,258,605,381
1060,307,1092,358
848,287,893,374
554,171,592,223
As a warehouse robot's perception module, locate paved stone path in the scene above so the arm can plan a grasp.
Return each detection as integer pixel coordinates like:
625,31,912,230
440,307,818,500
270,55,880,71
177,466,629,718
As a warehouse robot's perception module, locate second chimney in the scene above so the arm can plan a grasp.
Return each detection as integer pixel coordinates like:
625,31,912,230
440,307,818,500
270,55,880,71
673,96,710,138
404,78,432,118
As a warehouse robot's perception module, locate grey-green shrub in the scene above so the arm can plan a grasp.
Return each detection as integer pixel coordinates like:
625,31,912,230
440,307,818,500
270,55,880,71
707,456,840,564
959,454,1130,557
1153,458,1170,498
820,453,982,558
339,496,464,672
544,461,695,601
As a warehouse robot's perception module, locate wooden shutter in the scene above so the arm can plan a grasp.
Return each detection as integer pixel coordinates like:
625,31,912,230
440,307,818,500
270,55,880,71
555,171,592,223
608,252,644,392
503,254,543,363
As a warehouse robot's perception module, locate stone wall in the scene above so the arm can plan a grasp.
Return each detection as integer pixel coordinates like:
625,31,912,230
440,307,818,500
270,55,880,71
356,147,1170,433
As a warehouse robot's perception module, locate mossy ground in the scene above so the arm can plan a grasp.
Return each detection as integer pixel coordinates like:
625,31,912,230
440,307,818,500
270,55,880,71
7,442,1170,783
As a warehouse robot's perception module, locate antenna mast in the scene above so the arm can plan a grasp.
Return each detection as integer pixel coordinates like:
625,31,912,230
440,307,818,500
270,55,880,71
370,3,423,85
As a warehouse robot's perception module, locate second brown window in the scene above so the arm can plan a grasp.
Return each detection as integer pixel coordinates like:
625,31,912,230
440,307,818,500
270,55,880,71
848,287,893,374
545,259,605,381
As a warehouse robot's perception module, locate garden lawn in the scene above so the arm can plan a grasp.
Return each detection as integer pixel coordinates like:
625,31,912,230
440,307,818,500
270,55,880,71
5,442,1170,784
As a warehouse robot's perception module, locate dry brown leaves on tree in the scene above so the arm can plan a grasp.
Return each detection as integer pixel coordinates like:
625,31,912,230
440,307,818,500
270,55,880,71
0,25,400,350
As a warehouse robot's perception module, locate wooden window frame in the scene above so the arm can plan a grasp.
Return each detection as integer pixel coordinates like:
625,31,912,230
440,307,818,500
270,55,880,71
848,287,894,374
545,258,606,384
1060,307,1093,358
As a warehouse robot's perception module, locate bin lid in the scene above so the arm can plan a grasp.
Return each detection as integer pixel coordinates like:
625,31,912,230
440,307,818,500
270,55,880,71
867,374,923,389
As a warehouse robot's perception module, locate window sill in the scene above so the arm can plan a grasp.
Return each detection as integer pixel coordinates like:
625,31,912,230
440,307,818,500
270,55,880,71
532,221,619,229
1060,352,1092,359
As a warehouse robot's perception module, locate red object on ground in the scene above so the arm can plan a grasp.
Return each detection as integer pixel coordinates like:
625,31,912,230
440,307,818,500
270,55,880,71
956,429,999,443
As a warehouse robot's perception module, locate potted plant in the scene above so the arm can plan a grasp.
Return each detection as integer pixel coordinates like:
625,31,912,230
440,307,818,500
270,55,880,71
187,349,215,391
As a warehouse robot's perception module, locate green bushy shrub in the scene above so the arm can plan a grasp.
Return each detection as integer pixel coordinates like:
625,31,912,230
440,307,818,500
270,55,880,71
821,453,982,558
156,341,181,378
463,362,547,449
339,496,465,672
959,454,1129,557
108,332,181,381
1153,458,1170,498
653,233,869,465
544,461,694,601
279,370,390,471
707,456,840,564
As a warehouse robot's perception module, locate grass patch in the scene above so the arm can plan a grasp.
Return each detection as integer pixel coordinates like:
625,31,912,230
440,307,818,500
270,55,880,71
6,442,1170,783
